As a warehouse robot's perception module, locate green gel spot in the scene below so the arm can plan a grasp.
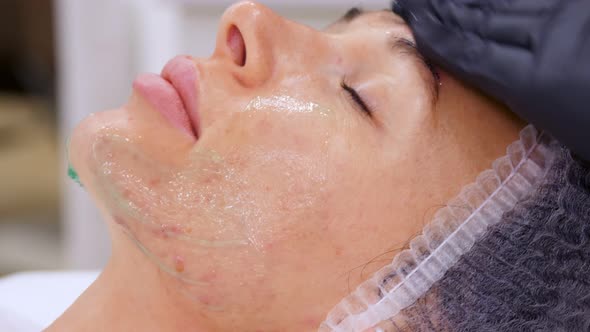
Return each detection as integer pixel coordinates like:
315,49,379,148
68,165,83,187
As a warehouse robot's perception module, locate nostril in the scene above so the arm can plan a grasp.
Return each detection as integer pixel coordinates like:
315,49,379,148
227,25,246,67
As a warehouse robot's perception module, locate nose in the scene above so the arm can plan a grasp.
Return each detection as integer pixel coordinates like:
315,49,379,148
214,1,297,87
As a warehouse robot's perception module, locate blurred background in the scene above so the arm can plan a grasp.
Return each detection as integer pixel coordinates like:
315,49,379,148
0,0,386,276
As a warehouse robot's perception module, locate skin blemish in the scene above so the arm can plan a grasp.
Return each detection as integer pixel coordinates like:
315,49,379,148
302,316,322,329
151,227,165,238
197,295,212,306
150,223,180,239
201,175,216,185
174,255,185,273
113,215,127,226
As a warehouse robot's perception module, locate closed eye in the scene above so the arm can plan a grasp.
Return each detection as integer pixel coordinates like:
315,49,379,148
341,80,372,116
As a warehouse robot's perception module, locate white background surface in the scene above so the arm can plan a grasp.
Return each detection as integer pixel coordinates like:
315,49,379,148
0,271,99,329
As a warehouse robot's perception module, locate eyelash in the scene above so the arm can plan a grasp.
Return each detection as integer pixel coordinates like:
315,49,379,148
341,78,372,116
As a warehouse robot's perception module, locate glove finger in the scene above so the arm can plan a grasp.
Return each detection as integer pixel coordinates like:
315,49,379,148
392,0,428,24
435,2,540,48
411,16,534,101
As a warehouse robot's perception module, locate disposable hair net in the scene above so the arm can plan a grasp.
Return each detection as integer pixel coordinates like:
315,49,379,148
319,125,590,331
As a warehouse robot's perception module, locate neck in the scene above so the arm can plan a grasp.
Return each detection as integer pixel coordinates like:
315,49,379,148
46,230,213,332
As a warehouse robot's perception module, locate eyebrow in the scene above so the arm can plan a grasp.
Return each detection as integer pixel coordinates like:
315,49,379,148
337,7,392,24
338,7,364,24
391,37,441,100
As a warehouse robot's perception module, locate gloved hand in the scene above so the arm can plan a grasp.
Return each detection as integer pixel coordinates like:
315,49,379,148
393,0,590,161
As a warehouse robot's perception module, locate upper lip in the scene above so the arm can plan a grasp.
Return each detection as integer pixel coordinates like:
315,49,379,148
161,55,201,139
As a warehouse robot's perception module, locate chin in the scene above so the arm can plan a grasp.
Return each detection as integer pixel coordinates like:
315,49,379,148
70,94,196,182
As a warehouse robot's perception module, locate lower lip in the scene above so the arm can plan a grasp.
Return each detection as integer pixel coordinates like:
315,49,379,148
132,73,196,140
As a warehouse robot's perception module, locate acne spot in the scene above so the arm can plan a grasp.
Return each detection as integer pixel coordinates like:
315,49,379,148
112,215,132,233
113,215,127,226
201,175,216,185
174,255,185,273
148,178,161,186
198,295,212,306
122,189,132,199
302,316,322,329
153,223,183,238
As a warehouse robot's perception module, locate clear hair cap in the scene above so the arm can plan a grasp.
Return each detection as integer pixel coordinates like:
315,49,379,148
319,125,557,332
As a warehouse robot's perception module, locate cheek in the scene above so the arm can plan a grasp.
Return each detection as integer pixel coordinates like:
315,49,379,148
78,95,356,307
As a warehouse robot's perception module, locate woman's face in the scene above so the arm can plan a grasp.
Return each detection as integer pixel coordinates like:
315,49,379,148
69,2,519,330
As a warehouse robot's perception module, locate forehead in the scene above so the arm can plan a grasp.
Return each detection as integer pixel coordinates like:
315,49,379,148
324,9,409,35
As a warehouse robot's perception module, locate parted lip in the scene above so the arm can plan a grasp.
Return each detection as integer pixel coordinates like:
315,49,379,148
161,55,201,139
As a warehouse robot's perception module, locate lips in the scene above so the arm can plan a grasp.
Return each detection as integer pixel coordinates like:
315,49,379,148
132,55,200,140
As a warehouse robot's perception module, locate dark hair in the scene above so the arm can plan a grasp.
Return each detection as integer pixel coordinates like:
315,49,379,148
392,146,590,331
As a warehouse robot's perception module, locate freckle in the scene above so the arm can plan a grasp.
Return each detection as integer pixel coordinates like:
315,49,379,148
185,226,193,234
174,255,185,273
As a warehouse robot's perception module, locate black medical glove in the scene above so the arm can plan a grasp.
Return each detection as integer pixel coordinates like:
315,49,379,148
393,0,590,161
